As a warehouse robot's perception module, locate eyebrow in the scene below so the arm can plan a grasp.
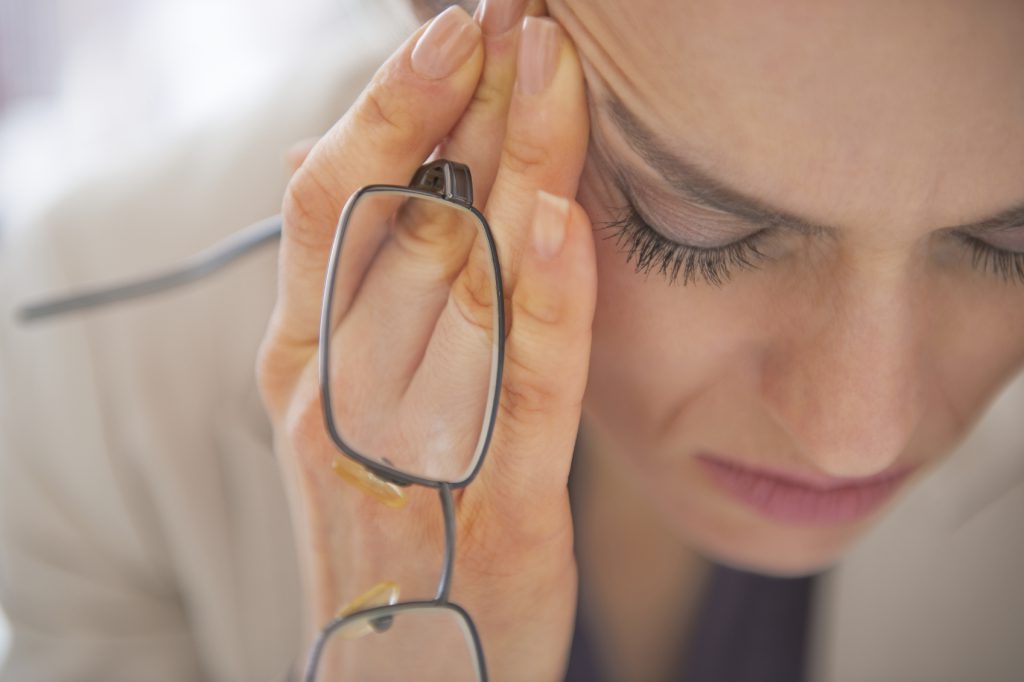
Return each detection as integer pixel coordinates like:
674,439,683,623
601,92,1024,236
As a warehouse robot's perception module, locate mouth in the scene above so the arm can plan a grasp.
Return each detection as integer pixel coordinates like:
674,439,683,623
696,453,917,527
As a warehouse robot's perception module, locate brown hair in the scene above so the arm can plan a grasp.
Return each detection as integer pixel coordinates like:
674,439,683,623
408,0,478,22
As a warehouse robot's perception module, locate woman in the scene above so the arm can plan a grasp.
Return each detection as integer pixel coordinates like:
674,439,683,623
263,0,1024,679
1,1,1022,680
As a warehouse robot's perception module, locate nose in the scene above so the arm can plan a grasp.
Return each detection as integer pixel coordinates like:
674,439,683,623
761,269,927,478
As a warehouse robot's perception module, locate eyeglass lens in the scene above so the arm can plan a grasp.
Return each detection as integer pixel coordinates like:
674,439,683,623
324,190,501,485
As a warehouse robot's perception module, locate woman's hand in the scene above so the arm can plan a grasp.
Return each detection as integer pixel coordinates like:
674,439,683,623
258,4,595,680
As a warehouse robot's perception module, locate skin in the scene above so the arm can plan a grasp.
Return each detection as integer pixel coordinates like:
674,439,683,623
263,1,1024,680
554,0,1024,570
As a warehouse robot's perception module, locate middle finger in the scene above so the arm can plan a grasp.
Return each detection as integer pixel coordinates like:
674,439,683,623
436,0,547,209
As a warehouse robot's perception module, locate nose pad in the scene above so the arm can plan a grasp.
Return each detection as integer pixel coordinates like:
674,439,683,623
761,287,926,479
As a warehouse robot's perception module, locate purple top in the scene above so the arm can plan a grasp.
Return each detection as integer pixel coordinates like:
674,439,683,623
564,563,817,682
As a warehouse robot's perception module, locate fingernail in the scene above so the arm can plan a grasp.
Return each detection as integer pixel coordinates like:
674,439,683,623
516,17,560,95
283,137,317,173
476,0,527,36
411,6,481,80
532,190,570,260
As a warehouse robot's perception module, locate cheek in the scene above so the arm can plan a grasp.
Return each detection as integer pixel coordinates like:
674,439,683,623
928,282,1024,429
581,204,753,459
576,159,777,462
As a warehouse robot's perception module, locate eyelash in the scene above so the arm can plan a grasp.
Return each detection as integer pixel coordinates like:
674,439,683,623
597,204,769,286
960,234,1024,284
599,204,1024,287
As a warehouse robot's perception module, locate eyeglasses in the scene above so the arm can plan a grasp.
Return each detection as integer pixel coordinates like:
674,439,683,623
305,159,504,681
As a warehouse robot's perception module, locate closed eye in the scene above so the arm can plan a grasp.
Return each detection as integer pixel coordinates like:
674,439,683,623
599,204,1024,288
956,232,1024,284
596,203,771,286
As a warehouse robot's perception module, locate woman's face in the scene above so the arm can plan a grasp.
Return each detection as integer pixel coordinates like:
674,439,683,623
549,0,1024,574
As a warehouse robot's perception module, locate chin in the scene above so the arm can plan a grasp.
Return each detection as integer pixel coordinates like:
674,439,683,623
693,530,850,577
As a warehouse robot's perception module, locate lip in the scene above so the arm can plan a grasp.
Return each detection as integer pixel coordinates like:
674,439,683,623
696,454,916,527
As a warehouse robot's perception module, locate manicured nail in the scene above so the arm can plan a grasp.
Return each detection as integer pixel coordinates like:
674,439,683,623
476,0,527,36
532,190,570,260
516,17,560,95
411,6,481,80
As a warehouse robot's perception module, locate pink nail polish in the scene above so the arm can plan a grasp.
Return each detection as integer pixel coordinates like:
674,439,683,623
477,0,528,36
411,6,481,80
516,17,561,96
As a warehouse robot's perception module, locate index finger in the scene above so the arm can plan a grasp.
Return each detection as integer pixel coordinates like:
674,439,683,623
274,6,484,345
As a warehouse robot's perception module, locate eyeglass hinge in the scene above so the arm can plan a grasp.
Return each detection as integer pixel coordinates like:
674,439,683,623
410,159,474,207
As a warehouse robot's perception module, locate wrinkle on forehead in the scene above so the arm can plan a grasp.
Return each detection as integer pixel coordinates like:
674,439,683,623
549,0,1024,233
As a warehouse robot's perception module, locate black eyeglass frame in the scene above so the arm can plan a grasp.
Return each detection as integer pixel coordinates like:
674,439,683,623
306,160,504,682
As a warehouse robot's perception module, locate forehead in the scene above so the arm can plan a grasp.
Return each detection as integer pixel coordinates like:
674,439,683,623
549,0,1024,232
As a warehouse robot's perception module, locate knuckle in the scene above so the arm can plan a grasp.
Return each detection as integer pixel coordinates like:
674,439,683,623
283,390,332,469
468,75,507,114
512,282,565,327
281,168,340,253
254,341,281,414
499,133,553,176
497,347,562,423
392,200,466,258
254,336,280,393
282,171,314,224
353,80,421,145
255,335,300,419
450,257,500,332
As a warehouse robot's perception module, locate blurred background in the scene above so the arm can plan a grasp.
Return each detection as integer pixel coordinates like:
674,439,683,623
0,0,426,237
0,0,424,661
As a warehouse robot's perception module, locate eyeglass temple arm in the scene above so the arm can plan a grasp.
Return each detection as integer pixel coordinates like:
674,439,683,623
15,159,472,324
16,214,283,323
